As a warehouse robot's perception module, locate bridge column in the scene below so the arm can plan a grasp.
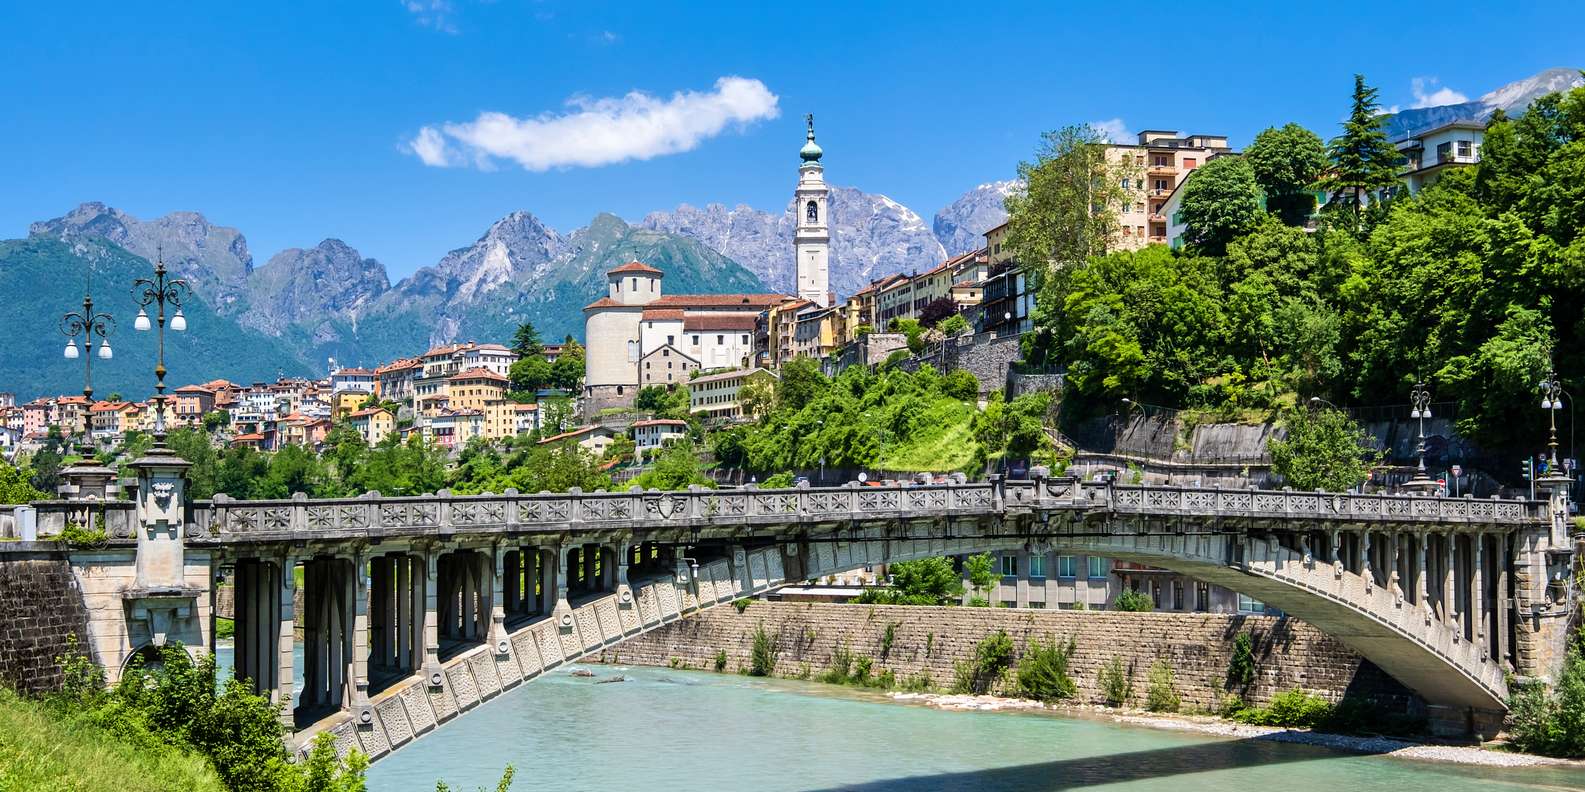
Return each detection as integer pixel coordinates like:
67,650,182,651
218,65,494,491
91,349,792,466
422,549,442,686
489,544,509,655
1388,531,1403,603
1328,528,1342,578
348,550,370,715
1414,531,1429,615
1360,530,1374,592
1497,531,1513,670
538,547,559,616
1444,533,1459,638
1472,534,1487,657
553,544,575,629
276,554,296,720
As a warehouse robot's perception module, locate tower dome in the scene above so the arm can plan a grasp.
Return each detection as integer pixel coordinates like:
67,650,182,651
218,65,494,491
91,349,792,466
800,113,822,164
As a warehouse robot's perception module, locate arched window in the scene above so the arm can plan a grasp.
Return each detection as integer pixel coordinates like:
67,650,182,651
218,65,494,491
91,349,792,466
805,200,818,223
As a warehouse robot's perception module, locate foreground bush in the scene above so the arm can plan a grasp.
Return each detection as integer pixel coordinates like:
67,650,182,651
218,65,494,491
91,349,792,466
1017,637,1078,702
1507,644,1585,757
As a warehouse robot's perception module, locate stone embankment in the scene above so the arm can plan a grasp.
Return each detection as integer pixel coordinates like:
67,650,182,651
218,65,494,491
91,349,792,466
599,601,1417,711
0,545,91,694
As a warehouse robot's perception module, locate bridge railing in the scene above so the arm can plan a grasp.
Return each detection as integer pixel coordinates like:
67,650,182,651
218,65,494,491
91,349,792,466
187,478,1547,542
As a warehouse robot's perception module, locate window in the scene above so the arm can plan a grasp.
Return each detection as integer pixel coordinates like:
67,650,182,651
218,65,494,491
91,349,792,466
1152,583,1162,608
806,200,818,223
1196,583,1209,611
1087,556,1107,579
1028,554,1046,579
1457,140,1473,158
631,278,638,290
1000,555,1017,577
666,335,674,346
1028,600,1046,609
716,335,724,345
692,335,699,345
742,334,749,344
1183,157,1197,169
1237,593,1265,613
1173,581,1184,610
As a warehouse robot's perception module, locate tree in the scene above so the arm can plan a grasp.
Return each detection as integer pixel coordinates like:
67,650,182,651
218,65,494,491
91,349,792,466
776,357,826,412
631,440,715,491
1245,123,1328,226
201,411,228,433
917,297,957,328
509,356,554,394
551,339,585,391
879,557,964,605
738,377,776,420
0,460,46,503
1319,74,1402,227
939,314,970,338
963,553,995,606
1004,124,1138,270
511,322,544,358
1178,155,1262,256
1269,407,1380,491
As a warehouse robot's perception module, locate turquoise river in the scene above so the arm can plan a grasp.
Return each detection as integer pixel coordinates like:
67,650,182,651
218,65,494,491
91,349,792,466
341,662,1585,792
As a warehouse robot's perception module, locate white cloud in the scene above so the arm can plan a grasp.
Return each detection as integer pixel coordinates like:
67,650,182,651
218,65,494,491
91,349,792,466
402,0,458,34
1410,77,1469,109
594,30,620,45
406,76,780,172
1090,118,1133,144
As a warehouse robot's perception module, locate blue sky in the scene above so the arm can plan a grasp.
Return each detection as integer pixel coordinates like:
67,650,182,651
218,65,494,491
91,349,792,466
2,1,1581,280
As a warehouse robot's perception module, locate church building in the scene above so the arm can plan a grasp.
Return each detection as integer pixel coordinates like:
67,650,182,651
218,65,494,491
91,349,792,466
581,117,832,414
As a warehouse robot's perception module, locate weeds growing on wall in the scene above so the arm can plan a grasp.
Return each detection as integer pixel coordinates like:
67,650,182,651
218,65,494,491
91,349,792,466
1016,636,1078,702
1098,656,1133,706
713,650,728,672
749,623,777,677
951,630,1014,694
1145,660,1180,713
1227,631,1257,689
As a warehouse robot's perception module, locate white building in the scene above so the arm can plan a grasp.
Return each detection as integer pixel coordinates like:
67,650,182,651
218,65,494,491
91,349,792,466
795,114,831,307
1394,120,1484,194
689,367,778,420
630,418,688,461
329,367,375,395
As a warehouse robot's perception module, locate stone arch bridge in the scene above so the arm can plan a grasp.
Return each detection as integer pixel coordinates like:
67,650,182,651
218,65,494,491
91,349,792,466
26,472,1576,759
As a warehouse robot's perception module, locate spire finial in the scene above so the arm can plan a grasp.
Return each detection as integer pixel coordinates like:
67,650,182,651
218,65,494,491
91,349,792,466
800,113,823,163
806,113,815,141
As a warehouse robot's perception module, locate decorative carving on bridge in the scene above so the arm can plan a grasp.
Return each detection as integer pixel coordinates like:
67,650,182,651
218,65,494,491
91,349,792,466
644,494,686,520
451,501,507,526
807,491,845,514
754,493,797,515
378,503,438,529
859,489,900,511
1253,493,1284,512
1183,490,1215,512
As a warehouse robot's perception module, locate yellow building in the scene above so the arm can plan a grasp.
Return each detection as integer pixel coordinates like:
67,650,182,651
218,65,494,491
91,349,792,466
446,368,509,411
333,390,369,418
347,407,395,445
689,368,778,420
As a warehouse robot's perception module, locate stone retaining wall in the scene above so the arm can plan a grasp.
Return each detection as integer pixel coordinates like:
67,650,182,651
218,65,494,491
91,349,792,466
597,601,1419,712
0,547,91,695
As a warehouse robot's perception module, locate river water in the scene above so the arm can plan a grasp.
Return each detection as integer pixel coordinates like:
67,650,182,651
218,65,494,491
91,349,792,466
345,663,1585,792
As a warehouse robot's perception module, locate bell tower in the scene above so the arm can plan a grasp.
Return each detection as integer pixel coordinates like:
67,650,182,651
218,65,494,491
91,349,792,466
794,114,830,307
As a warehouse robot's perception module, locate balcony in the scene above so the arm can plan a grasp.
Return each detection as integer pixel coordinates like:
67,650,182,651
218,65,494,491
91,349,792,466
1147,163,1177,176
1436,152,1479,165
1149,213,1166,223
1148,188,1171,198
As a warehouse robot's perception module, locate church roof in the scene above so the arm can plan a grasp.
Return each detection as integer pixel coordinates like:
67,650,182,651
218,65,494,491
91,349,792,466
582,297,642,311
608,261,663,276
650,294,788,309
641,308,686,321
683,314,758,331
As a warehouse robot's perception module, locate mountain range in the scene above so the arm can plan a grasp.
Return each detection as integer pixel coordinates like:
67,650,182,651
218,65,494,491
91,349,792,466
7,68,1579,400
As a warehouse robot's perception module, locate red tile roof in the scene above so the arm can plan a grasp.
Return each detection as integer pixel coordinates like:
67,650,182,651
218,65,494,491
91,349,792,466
608,261,663,275
447,367,509,383
631,418,688,429
333,368,374,376
683,314,758,331
651,294,788,309
348,407,391,419
641,308,686,321
376,357,422,374
233,432,266,442
583,297,640,311
537,424,613,444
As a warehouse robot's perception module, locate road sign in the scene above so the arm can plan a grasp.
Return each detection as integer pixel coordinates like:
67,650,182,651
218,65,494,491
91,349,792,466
1451,465,1462,477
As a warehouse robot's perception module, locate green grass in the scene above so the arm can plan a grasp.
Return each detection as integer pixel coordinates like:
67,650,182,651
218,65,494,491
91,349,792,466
0,687,228,792
874,399,980,472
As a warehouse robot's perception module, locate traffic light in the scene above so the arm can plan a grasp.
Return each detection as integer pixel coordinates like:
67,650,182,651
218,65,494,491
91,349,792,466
1522,458,1534,481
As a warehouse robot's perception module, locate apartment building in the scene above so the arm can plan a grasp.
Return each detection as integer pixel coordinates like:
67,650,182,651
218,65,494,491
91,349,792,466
631,418,688,461
346,407,396,445
1108,130,1233,248
792,304,839,361
446,368,509,411
640,344,700,387
689,367,778,420
1394,120,1484,194
375,358,421,404
329,367,376,395
173,385,216,427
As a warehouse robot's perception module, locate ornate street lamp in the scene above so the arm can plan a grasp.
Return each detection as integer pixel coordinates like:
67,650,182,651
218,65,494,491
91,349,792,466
1405,382,1436,492
60,273,115,400
132,253,189,441
1540,368,1564,475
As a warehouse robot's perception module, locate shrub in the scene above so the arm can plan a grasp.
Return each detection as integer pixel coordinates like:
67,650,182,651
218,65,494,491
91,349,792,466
1227,631,1257,689
902,672,934,692
851,655,874,684
1112,589,1153,612
1145,661,1180,713
953,630,1015,695
1506,644,1585,756
733,598,752,613
822,644,855,684
1098,656,1133,707
1017,636,1078,702
760,472,795,488
749,623,777,677
59,517,109,547
967,596,991,608
1230,688,1333,728
880,623,898,657
713,650,728,672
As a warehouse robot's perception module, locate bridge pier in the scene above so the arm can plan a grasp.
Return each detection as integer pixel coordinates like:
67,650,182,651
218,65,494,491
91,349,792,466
298,556,355,720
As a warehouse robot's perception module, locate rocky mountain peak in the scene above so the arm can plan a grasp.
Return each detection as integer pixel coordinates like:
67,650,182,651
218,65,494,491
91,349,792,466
243,238,390,338
933,180,1018,256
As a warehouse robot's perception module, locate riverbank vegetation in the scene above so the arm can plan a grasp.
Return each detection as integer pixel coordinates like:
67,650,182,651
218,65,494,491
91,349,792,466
0,639,367,792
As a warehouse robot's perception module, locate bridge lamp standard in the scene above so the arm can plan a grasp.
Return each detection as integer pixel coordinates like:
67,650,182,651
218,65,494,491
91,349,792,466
131,253,189,442
1540,369,1564,475
61,279,116,400
1405,382,1437,493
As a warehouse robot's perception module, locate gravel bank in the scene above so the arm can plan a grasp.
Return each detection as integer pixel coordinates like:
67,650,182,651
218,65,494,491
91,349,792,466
887,692,1577,769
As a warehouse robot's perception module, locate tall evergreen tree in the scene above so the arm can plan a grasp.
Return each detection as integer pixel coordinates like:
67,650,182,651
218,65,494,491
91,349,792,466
511,322,544,358
1320,75,1401,226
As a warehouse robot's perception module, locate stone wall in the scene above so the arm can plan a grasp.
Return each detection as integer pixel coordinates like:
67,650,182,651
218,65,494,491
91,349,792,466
0,546,91,695
597,601,1419,712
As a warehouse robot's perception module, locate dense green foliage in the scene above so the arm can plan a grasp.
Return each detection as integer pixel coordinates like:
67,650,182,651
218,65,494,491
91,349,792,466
629,440,714,491
1320,75,1402,227
1016,636,1078,702
171,428,448,499
749,623,777,677
1178,156,1262,255
950,630,1015,694
1507,643,1585,756
733,364,987,474
1145,660,1181,712
971,392,1057,469
1269,407,1380,490
0,459,48,503
1023,79,1585,453
1004,124,1137,268
1245,123,1328,226
1227,631,1257,689
1112,589,1153,612
963,553,995,605
450,436,611,495
853,557,964,605
29,641,365,791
